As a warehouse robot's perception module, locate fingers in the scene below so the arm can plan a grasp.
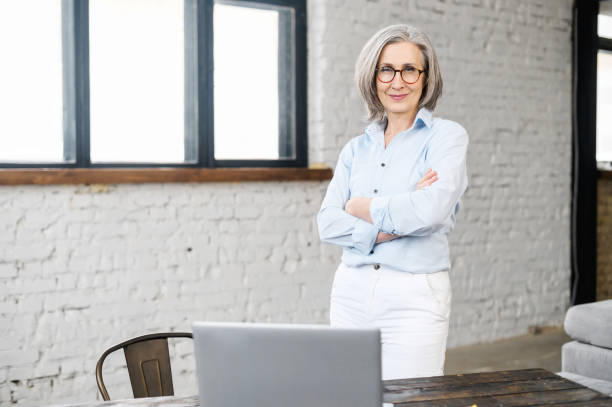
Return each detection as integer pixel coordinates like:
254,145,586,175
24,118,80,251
424,168,435,180
416,168,438,190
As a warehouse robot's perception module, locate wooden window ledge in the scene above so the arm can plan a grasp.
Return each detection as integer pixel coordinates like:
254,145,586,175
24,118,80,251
0,167,333,186
599,169,612,180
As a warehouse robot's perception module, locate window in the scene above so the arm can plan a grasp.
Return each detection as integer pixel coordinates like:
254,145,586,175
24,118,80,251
0,0,307,168
597,0,612,166
89,0,187,164
0,0,65,163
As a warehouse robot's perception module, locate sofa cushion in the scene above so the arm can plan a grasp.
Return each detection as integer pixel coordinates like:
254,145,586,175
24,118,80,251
562,340,612,382
564,300,612,349
556,371,612,396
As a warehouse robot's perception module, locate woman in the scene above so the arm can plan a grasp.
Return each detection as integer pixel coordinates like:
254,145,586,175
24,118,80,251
317,24,468,380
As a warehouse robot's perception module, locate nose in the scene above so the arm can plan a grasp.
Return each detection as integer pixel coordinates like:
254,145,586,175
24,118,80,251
390,71,405,89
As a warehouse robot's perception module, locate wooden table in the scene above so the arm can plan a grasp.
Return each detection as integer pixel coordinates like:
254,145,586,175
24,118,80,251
47,368,611,407
383,368,611,406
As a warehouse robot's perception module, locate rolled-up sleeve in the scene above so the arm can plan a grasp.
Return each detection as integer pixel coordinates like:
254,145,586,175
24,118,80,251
317,142,379,254
369,124,469,236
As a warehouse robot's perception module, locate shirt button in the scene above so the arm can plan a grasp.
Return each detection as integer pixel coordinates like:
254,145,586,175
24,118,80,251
373,264,380,270
381,163,385,167
373,189,378,193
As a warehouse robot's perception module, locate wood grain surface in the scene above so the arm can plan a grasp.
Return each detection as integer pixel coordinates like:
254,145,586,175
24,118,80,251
44,369,612,407
0,167,333,185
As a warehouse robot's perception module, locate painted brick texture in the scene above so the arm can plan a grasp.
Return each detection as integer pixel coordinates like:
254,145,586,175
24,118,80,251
0,183,333,405
597,176,612,301
1,0,573,405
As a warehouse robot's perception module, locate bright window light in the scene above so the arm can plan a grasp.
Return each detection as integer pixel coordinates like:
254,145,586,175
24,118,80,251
599,14,612,39
89,0,185,163
214,3,280,160
597,50,612,162
0,0,64,163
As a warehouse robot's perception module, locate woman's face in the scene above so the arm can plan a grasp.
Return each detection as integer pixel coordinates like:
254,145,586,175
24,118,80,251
376,41,425,118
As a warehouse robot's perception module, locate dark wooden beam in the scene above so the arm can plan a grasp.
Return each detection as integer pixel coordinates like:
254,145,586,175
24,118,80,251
0,167,332,185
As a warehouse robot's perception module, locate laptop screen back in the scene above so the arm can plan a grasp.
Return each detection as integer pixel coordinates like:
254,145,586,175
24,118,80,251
192,322,382,407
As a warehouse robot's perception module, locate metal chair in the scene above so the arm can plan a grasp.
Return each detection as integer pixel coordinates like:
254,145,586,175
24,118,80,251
95,332,193,401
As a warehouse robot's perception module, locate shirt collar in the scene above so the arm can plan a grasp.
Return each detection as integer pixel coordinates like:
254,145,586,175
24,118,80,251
365,107,433,140
416,107,433,129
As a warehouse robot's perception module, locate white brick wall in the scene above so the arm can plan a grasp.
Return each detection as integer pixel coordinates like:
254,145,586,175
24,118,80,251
1,0,573,405
1,183,334,405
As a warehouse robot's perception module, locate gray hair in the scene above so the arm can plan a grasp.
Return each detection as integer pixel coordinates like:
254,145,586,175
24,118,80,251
354,24,443,122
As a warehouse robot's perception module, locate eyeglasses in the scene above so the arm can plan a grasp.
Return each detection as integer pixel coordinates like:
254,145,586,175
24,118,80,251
376,66,425,84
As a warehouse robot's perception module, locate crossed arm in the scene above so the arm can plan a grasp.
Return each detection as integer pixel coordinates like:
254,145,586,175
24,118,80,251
345,168,438,243
317,126,468,254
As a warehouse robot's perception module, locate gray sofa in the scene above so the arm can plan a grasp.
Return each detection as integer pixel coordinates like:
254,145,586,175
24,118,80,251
557,299,612,396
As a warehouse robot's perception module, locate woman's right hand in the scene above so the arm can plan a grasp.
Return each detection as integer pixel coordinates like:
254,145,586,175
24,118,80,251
376,232,397,243
417,168,438,190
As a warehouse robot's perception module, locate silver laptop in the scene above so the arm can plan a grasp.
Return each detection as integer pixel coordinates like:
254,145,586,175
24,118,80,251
192,322,382,407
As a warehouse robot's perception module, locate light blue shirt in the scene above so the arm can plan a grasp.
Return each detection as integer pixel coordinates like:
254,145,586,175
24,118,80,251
317,107,469,274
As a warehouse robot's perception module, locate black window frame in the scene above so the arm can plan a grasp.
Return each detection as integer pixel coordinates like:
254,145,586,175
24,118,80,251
572,0,602,305
601,24,612,54
0,0,307,169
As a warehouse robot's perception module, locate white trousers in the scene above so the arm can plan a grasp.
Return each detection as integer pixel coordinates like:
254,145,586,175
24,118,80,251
330,262,451,381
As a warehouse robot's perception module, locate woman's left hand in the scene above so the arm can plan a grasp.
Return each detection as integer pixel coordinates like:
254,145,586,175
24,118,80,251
345,197,373,223
417,168,438,190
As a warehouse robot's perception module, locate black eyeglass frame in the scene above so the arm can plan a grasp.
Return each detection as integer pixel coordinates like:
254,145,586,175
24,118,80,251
375,66,425,84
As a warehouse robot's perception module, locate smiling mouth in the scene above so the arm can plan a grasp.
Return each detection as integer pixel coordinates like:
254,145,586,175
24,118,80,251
389,94,408,101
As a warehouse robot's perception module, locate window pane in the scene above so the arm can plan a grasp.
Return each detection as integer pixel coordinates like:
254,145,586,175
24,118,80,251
597,51,612,162
214,2,295,160
0,0,64,163
600,2,612,38
89,0,186,163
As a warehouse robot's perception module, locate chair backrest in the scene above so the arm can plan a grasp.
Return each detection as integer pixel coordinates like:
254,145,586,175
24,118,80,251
95,332,193,401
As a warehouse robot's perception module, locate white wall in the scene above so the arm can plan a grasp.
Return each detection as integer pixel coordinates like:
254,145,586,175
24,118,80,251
0,0,573,405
